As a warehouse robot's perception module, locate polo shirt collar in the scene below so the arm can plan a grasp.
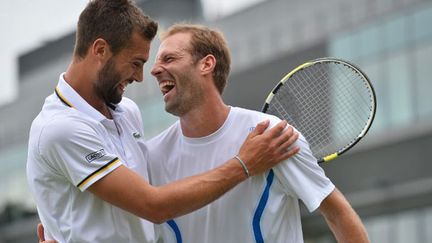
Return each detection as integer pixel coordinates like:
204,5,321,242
55,73,120,122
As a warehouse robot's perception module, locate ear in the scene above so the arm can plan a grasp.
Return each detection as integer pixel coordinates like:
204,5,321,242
199,54,216,75
90,38,112,62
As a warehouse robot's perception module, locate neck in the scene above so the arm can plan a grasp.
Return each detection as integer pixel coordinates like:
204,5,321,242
64,58,112,119
180,95,230,138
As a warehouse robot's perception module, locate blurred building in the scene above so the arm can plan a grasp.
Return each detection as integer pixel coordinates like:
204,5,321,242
1,0,431,242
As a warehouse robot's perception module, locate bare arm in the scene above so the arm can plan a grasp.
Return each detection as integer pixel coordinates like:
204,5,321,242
319,188,370,243
89,120,299,223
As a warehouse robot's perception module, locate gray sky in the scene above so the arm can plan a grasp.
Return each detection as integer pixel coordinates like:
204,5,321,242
0,0,88,105
0,0,263,106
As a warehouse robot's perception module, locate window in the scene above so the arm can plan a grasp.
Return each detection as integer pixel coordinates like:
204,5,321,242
414,43,432,118
386,52,413,125
328,2,432,132
384,14,408,52
413,6,432,42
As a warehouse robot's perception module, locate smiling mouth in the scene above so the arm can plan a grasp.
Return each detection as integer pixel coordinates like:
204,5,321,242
118,83,126,92
159,81,175,95
118,80,133,92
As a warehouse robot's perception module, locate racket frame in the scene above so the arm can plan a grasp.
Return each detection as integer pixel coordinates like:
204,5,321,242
262,57,377,163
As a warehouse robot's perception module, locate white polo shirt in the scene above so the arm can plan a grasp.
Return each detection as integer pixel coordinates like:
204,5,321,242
26,74,155,242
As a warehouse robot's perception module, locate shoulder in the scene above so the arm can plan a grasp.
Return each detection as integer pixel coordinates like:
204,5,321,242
38,112,100,148
232,106,281,126
232,107,307,144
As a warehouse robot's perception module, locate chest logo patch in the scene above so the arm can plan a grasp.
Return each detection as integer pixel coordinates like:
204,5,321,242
85,149,106,163
133,132,141,139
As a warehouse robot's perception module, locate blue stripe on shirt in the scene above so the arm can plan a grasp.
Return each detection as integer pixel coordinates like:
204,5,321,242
253,169,275,243
167,219,182,243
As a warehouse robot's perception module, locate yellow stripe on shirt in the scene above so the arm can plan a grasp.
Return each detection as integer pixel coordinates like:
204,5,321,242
77,158,121,190
55,86,75,108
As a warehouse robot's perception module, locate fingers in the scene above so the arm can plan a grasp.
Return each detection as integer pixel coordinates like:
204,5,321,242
271,125,300,163
264,120,288,139
275,126,298,150
272,126,294,147
249,119,270,137
237,119,300,177
37,223,45,242
279,145,300,162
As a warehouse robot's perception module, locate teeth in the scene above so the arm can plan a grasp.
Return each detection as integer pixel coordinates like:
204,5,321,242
159,81,175,95
159,81,175,89
117,81,130,92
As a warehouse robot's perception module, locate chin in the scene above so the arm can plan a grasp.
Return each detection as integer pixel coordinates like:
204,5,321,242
165,106,179,116
109,95,122,105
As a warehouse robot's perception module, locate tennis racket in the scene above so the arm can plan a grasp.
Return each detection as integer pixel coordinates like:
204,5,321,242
262,57,376,163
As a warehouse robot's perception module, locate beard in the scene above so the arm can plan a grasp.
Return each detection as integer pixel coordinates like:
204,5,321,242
95,57,123,104
165,72,205,117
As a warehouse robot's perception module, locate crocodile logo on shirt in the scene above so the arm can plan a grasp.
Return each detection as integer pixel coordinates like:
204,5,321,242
85,149,106,163
133,132,141,139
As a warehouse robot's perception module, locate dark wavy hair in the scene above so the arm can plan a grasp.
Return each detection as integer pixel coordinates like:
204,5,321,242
74,0,158,58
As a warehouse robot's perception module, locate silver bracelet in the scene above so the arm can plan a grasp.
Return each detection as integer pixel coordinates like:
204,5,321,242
234,155,250,178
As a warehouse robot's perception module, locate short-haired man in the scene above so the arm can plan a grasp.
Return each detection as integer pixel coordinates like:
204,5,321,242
147,24,370,243
26,2,299,242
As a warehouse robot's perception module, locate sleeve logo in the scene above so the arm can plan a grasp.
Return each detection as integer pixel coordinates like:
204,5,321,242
85,149,106,163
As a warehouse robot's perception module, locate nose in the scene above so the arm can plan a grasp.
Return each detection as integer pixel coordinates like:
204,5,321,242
133,68,144,83
151,63,162,77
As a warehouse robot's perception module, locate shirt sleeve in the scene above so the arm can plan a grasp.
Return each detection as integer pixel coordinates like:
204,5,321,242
38,116,122,191
270,121,335,212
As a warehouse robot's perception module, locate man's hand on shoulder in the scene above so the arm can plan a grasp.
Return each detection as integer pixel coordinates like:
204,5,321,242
238,119,300,176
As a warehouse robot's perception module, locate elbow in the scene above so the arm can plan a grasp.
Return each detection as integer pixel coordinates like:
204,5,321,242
137,200,175,224
146,213,169,224
153,218,169,224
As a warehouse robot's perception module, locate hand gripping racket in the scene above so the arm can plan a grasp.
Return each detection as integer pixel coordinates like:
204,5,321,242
262,57,376,163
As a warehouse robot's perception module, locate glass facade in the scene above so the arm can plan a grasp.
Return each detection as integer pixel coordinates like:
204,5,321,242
364,206,432,243
329,2,432,132
323,2,432,242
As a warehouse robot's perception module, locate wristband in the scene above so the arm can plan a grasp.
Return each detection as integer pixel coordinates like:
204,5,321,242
234,155,250,178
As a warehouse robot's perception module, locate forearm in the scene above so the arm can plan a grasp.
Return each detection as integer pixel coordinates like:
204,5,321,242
89,160,246,224
90,120,299,223
150,158,246,222
320,189,370,243
325,212,369,243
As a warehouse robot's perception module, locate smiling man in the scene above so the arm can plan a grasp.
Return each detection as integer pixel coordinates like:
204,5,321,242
26,1,300,242
147,24,370,243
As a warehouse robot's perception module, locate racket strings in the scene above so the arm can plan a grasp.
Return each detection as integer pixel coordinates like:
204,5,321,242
315,63,372,154
331,64,373,138
266,61,374,160
272,66,332,156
